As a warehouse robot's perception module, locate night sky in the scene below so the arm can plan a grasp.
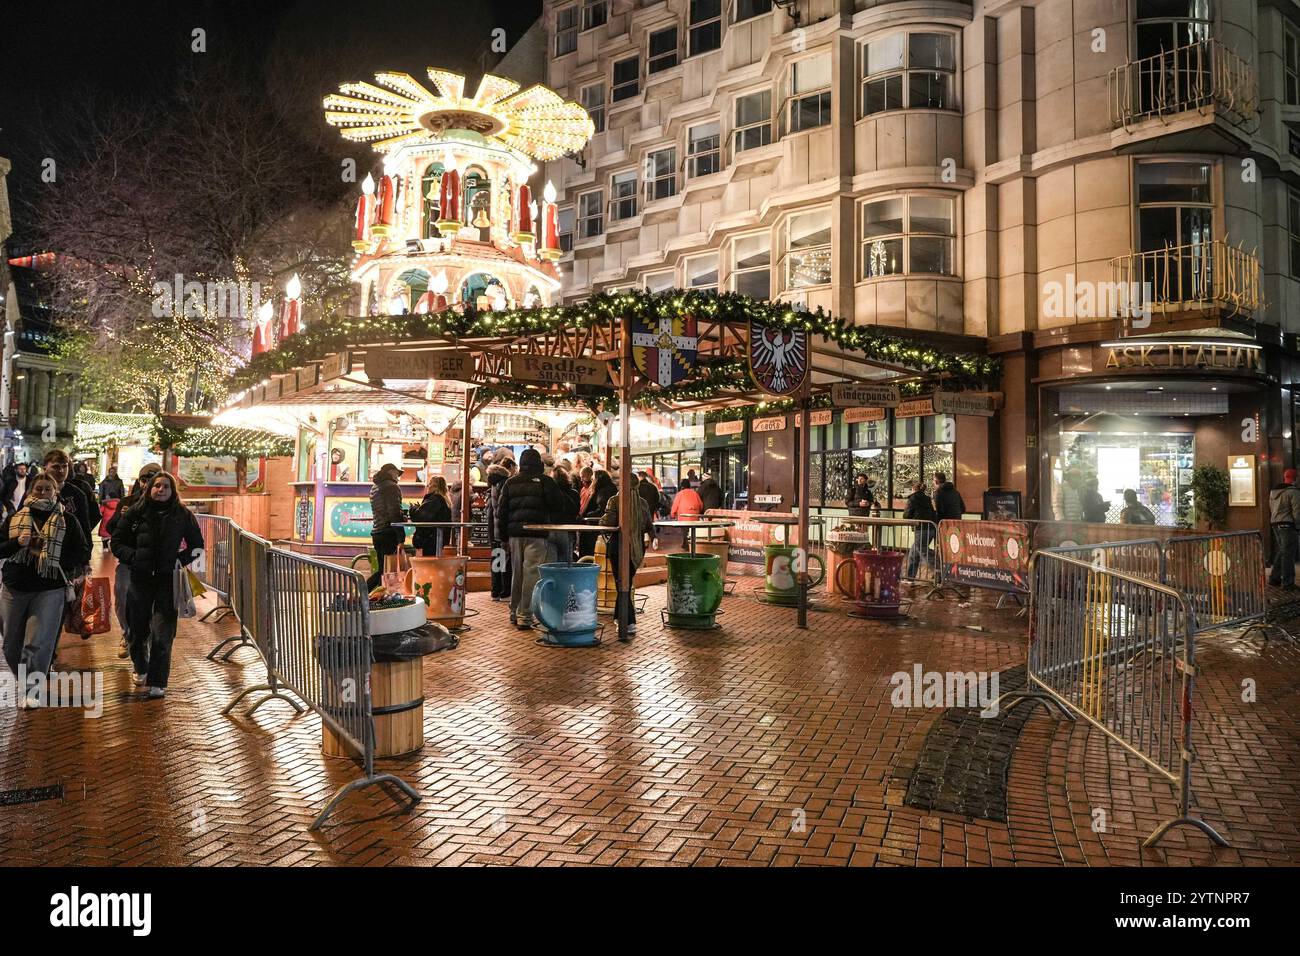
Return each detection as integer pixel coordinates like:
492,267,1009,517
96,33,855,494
0,0,543,249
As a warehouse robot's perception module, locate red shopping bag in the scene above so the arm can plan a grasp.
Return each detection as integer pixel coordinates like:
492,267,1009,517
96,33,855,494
64,578,113,637
81,577,113,635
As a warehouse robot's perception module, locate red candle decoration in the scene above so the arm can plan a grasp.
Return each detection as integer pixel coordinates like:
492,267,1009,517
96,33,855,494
514,184,533,244
372,175,396,237
281,274,303,338
438,168,461,233
352,193,373,251
541,202,560,260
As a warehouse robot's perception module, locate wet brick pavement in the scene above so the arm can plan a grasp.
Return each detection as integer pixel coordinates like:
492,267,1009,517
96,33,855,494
1,552,1297,867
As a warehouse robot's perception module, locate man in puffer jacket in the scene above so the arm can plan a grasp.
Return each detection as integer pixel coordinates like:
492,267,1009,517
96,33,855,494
496,448,569,629
485,463,513,600
1268,468,1300,590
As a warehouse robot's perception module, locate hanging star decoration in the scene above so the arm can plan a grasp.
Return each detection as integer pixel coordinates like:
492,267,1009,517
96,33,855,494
323,68,594,161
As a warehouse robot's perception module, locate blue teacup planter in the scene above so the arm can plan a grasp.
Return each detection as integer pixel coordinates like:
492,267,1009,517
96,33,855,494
530,562,600,646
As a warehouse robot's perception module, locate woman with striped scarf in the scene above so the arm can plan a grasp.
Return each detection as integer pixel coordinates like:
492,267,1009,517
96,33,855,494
0,473,89,706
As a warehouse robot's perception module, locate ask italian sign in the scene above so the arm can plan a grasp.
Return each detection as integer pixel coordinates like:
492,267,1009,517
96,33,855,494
1104,341,1263,371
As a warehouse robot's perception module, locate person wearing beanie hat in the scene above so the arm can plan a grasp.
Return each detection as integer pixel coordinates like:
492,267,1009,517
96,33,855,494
1268,467,1300,590
367,463,407,590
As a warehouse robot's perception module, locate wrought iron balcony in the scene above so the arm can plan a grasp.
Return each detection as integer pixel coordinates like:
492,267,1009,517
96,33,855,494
1109,39,1258,130
1110,239,1260,318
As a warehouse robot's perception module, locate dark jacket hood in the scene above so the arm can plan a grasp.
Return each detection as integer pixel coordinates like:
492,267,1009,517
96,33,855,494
487,464,511,485
519,448,544,475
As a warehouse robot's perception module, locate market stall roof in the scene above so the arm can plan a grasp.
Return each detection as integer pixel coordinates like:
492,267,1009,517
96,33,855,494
220,290,999,417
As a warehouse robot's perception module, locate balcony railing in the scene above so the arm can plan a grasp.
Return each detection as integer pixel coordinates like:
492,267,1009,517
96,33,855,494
1110,239,1260,318
1110,39,1258,130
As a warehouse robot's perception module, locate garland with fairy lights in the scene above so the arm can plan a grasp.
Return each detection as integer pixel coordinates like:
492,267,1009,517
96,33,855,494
166,426,296,459
72,410,157,454
228,289,1000,394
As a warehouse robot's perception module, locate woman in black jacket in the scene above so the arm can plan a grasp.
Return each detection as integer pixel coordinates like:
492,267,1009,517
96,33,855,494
0,473,89,704
484,463,512,600
110,471,203,699
410,476,452,556
578,470,616,557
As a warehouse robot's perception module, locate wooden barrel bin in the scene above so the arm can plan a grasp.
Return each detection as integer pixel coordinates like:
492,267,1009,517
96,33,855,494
322,657,425,759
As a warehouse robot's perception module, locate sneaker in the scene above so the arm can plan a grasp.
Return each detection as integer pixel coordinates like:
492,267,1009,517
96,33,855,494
133,673,147,686
117,640,130,659
516,619,533,630
146,687,166,699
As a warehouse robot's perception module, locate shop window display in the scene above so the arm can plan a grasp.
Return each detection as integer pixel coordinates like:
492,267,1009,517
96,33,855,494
1054,431,1194,526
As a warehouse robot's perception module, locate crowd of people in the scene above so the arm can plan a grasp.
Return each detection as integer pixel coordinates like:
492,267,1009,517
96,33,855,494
368,448,729,639
1053,469,1158,525
0,452,203,707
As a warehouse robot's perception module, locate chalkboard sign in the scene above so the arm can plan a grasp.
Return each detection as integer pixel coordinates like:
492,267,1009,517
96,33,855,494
982,489,1022,521
470,488,490,547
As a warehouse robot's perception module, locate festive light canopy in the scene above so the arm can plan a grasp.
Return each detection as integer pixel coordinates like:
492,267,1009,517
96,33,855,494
226,289,1000,410
324,69,594,161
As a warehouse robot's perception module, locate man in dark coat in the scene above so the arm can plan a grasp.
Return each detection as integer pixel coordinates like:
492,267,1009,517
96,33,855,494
903,480,938,578
697,474,723,512
496,448,570,628
637,471,660,519
931,471,966,522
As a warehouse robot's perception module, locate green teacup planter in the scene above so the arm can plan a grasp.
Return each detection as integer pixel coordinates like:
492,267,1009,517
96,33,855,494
664,553,724,629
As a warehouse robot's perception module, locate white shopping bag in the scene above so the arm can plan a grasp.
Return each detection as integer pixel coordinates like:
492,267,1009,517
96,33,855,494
174,561,198,618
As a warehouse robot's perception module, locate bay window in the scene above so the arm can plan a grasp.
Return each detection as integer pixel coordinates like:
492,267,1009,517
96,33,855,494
861,32,955,116
730,233,771,299
734,89,772,153
582,0,608,32
786,54,832,133
578,190,604,239
644,147,677,202
612,56,641,102
860,194,955,278
687,121,721,177
581,83,605,133
611,170,638,220
781,208,832,290
555,5,578,56
689,0,723,57
558,207,576,252
649,26,679,74
685,253,720,291
735,0,774,21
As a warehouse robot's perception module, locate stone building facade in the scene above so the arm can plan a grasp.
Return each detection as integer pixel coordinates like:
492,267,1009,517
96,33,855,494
540,0,1299,533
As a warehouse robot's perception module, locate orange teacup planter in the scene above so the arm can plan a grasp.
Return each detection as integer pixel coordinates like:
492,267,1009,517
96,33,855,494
410,556,468,629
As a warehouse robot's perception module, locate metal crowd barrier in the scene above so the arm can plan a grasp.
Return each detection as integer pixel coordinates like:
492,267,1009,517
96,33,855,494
212,526,420,829
1163,531,1285,640
1043,538,1165,584
997,550,1228,848
193,514,235,627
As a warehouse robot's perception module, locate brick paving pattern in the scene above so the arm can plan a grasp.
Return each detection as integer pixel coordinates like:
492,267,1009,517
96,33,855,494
1,552,1297,867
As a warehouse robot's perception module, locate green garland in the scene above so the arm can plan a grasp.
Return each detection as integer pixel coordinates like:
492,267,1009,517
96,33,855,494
167,426,296,459
228,289,1000,394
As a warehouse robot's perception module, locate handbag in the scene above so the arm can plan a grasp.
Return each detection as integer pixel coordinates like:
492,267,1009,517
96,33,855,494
174,561,197,618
